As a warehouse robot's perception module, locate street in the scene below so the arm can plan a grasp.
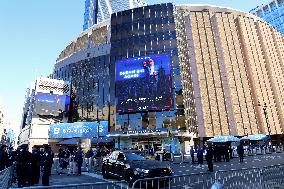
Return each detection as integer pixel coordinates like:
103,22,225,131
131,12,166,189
38,152,284,189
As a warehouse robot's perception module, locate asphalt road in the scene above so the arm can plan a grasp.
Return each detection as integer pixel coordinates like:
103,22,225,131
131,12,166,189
39,151,284,189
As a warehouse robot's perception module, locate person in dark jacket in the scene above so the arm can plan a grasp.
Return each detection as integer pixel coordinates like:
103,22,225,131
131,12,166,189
206,144,214,172
237,143,245,163
42,145,54,186
30,146,41,186
197,146,204,166
0,145,9,171
75,147,83,176
86,148,94,158
16,144,32,188
190,146,195,164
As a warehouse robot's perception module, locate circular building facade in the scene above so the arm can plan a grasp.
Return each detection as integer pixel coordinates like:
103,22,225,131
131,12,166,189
53,3,284,147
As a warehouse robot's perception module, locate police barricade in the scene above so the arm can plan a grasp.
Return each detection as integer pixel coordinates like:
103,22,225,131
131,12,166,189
0,166,14,189
183,154,191,163
19,181,129,189
215,168,262,189
256,147,262,155
172,155,183,164
262,164,284,189
276,146,283,153
132,172,215,189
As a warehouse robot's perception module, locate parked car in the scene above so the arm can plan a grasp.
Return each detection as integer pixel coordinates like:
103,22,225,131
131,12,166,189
102,150,172,187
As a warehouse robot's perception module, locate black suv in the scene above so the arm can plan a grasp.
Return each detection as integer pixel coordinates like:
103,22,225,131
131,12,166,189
102,150,172,187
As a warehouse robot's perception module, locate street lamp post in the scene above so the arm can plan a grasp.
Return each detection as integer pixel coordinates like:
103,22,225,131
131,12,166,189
258,102,271,138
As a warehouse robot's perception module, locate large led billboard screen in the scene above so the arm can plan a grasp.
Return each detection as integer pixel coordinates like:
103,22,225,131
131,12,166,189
34,92,70,116
115,54,173,113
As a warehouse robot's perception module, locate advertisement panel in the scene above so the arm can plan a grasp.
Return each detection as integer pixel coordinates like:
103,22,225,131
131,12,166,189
115,54,173,113
34,92,70,116
49,121,108,138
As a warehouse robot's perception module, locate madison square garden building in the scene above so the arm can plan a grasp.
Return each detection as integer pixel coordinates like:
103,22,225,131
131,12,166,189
53,3,284,147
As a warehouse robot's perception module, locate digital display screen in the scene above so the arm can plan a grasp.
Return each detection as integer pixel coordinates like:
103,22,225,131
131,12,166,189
34,92,70,116
115,54,173,113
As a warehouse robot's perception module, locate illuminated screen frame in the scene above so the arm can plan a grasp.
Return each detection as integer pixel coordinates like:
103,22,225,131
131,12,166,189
115,54,173,113
34,92,71,116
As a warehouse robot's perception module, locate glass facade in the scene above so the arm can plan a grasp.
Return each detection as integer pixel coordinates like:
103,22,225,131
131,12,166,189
110,3,185,131
70,55,115,130
250,0,284,34
83,0,146,31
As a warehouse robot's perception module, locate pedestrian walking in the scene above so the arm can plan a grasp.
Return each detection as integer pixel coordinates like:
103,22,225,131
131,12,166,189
86,147,94,172
67,149,76,176
58,148,68,174
206,144,214,172
190,146,195,164
75,147,83,176
95,147,103,172
15,144,32,188
42,144,54,186
0,144,9,171
197,146,203,166
30,146,41,186
237,143,244,163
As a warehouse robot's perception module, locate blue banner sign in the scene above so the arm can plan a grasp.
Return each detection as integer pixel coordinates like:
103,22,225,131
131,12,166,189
49,121,108,139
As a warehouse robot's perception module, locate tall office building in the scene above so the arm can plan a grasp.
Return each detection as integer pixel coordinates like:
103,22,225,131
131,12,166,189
250,0,284,34
83,0,146,30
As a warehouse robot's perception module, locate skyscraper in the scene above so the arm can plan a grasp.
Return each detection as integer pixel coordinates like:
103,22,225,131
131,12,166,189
250,0,284,34
83,0,146,30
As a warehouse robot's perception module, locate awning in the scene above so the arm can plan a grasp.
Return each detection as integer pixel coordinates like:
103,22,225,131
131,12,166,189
207,136,240,143
241,134,271,141
58,138,79,145
91,137,114,144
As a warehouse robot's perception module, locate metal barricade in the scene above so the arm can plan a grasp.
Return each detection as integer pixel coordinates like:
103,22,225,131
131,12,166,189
172,155,183,164
132,172,215,189
20,181,129,189
262,164,284,189
0,166,14,189
215,168,262,189
183,154,191,163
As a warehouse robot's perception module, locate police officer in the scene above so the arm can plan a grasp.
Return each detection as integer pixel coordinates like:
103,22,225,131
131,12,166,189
206,143,214,172
0,144,9,171
30,146,41,186
75,147,83,176
15,144,32,188
42,144,54,186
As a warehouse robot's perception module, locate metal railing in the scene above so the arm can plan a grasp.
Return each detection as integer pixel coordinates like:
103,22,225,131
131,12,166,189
132,172,215,189
8,164,284,189
0,166,14,189
262,164,284,189
215,168,262,189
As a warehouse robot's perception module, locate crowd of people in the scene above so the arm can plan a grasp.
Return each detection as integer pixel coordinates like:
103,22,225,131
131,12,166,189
56,146,111,176
0,144,54,187
0,142,247,187
189,142,245,172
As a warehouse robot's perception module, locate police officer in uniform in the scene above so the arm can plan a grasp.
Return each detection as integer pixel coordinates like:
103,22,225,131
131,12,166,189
30,146,41,185
42,144,54,186
15,144,32,188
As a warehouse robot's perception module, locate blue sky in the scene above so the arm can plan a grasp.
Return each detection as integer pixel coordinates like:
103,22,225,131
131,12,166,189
0,0,269,132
